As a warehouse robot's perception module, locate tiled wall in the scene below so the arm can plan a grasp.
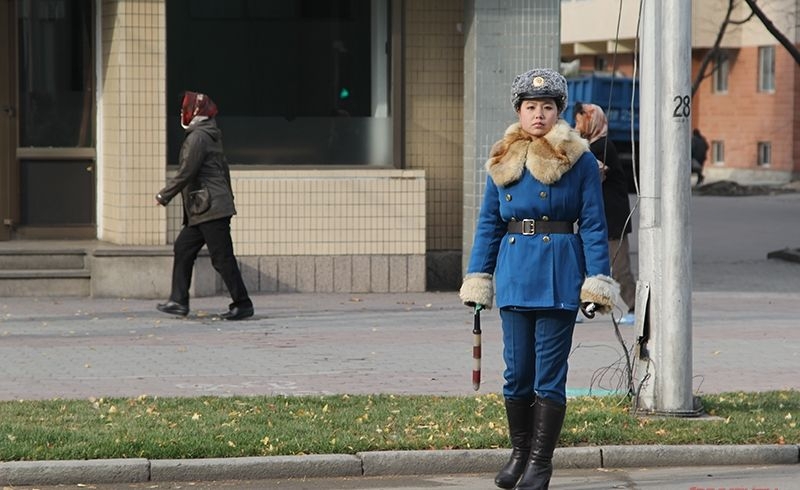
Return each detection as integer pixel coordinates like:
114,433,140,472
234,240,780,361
164,169,427,293
404,0,465,252
462,1,562,270
97,1,428,292
100,0,166,245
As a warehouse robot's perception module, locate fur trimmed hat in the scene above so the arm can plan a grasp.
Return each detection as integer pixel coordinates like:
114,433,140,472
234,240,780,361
510,68,568,113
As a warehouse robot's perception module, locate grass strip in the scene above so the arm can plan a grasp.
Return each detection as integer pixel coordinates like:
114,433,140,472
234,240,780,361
0,390,797,461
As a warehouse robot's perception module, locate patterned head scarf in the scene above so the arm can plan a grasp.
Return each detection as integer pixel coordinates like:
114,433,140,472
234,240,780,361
574,102,608,144
180,91,218,128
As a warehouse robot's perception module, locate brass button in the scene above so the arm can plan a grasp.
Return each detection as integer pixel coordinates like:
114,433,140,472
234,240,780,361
505,194,513,201
541,215,549,221
509,236,516,244
542,236,551,243
539,191,547,199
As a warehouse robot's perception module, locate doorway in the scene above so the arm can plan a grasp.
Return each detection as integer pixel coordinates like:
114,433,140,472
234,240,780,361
1,0,14,240
0,0,96,241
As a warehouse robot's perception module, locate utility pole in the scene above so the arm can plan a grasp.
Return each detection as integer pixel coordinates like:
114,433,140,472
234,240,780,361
633,0,699,415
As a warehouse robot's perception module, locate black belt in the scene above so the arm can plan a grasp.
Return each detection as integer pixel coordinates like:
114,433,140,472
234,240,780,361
507,219,574,235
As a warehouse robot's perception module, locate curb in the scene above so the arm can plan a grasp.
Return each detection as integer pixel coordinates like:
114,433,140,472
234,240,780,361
1,445,798,485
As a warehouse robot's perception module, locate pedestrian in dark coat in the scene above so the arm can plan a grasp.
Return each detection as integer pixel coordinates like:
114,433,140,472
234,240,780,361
691,128,709,186
155,91,254,321
574,102,636,324
459,68,619,490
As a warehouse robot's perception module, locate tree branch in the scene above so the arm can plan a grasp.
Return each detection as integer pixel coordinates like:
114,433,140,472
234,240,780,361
742,0,800,65
692,0,736,96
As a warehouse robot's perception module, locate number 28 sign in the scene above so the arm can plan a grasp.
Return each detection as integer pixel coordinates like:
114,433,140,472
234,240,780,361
673,95,691,118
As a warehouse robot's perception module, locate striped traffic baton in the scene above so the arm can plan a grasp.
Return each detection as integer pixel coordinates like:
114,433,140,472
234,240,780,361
472,305,482,391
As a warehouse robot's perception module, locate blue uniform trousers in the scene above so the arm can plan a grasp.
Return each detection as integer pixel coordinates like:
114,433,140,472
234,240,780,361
500,308,576,405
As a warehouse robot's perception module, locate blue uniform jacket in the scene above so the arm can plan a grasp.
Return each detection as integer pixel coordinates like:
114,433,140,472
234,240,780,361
461,120,618,312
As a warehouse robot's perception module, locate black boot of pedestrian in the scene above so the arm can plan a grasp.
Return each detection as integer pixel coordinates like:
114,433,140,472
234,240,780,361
513,397,566,490
494,398,534,489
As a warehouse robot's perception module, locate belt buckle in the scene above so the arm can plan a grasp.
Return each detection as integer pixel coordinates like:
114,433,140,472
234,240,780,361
522,219,535,235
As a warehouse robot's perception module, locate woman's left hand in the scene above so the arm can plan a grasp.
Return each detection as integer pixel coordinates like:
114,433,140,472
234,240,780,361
597,161,608,182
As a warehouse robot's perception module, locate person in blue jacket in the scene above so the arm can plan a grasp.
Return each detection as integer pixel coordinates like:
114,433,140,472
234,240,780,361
459,68,619,490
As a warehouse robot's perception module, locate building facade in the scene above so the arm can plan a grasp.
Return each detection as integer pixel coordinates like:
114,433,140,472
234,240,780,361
561,0,800,185
5,1,783,298
0,0,562,297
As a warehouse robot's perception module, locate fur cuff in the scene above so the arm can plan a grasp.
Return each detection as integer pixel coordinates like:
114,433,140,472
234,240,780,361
580,274,620,314
459,273,494,309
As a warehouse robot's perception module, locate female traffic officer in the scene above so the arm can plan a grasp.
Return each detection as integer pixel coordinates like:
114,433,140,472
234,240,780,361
459,68,619,490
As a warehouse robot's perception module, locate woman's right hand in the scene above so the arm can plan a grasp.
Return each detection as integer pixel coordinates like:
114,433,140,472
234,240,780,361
580,302,597,319
459,273,494,310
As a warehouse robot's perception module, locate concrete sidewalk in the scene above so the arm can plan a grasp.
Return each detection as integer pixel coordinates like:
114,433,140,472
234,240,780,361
1,288,798,400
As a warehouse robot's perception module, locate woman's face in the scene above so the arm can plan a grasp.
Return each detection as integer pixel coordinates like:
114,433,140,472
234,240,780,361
517,99,559,137
574,110,588,138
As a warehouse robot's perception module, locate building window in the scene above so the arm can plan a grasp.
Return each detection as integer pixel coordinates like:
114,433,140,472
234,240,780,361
711,140,724,164
166,0,397,166
758,46,775,92
712,51,729,94
18,0,94,148
757,142,771,166
594,56,607,72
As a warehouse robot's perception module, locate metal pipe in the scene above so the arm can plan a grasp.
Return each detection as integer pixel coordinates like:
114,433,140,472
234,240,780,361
657,0,694,414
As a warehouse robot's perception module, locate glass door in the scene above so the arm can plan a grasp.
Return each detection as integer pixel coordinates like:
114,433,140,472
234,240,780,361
0,0,14,240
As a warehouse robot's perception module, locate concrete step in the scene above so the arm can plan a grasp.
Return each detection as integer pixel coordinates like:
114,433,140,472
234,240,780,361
0,249,90,296
0,269,91,297
0,249,87,270
0,242,221,298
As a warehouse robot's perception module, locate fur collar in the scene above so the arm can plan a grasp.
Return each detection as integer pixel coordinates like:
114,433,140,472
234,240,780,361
485,120,589,186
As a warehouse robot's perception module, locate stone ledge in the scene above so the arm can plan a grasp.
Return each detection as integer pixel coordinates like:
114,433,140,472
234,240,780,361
89,252,216,299
93,247,209,257
0,269,90,278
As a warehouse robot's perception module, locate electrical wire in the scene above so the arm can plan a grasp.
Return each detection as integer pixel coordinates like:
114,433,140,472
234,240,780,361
580,0,647,404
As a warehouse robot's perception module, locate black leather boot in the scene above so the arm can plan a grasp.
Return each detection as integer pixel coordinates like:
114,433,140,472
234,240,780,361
494,398,534,489
513,397,566,490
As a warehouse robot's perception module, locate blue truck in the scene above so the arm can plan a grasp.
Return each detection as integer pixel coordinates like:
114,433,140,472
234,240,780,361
563,74,640,192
